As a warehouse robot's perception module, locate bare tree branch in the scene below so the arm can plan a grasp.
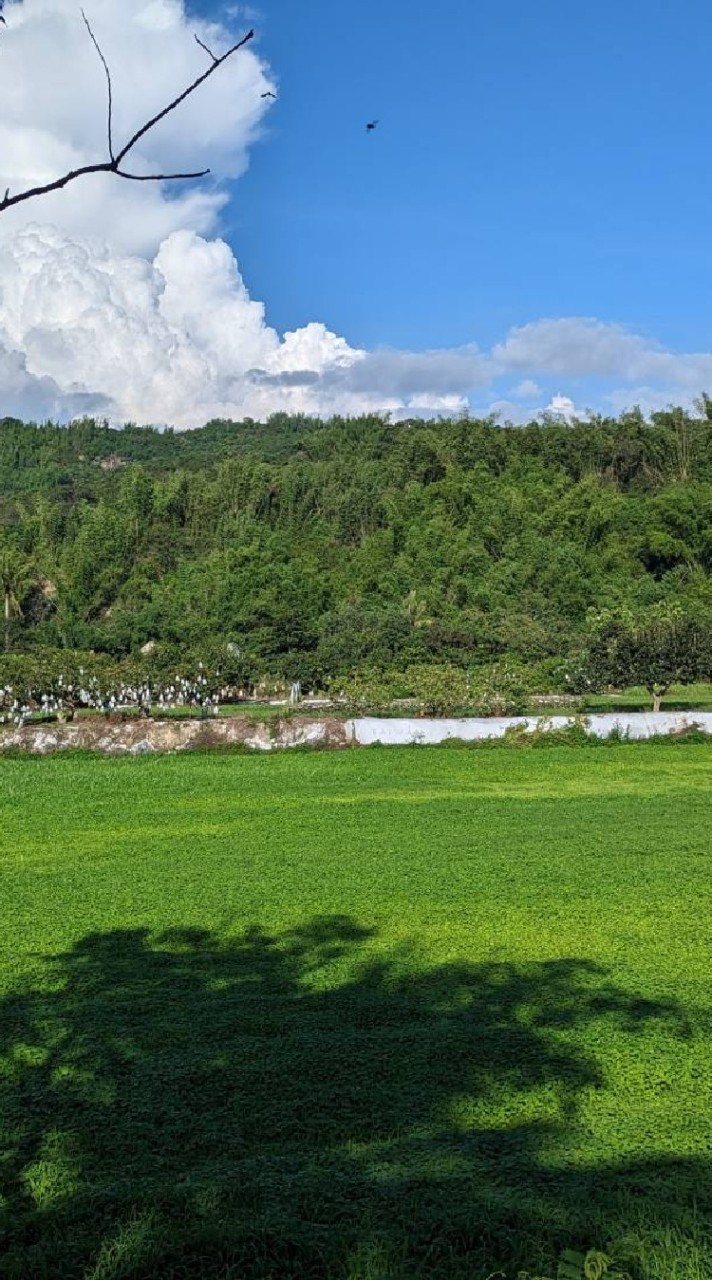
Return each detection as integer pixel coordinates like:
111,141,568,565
0,24,255,213
81,8,114,161
116,167,210,182
113,27,254,167
0,162,123,210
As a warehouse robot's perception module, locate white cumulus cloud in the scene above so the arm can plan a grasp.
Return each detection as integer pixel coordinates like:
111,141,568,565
492,317,712,395
543,393,578,421
1,0,712,426
4,226,712,425
0,225,475,425
0,0,272,254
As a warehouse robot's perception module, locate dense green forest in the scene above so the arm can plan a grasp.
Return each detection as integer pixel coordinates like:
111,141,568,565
2,406,712,684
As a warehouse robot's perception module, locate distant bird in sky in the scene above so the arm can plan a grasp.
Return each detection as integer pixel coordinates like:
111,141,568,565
261,91,277,99
366,120,379,132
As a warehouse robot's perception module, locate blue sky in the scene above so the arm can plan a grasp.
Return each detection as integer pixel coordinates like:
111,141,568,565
217,0,712,357
3,0,712,426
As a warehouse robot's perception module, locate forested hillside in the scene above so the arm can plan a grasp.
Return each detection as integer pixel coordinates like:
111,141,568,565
2,407,712,683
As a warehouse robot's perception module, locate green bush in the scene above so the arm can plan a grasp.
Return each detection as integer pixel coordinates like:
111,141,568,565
336,663,532,717
404,664,472,715
469,662,531,715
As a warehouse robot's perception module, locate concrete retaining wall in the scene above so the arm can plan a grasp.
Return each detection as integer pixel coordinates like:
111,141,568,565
351,711,712,745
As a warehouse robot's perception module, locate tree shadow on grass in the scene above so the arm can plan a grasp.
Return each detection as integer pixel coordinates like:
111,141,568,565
0,916,708,1278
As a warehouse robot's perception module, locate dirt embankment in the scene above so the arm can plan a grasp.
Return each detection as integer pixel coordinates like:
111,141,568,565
0,716,353,755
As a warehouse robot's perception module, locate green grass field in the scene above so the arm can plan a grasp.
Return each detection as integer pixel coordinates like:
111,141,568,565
581,683,712,713
1,745,711,1279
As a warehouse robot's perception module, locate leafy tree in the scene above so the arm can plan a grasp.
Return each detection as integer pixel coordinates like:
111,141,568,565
3,409,712,689
317,606,426,675
580,606,712,712
0,546,34,651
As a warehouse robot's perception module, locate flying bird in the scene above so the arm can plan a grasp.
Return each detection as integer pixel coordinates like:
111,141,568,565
261,91,277,99
366,120,379,132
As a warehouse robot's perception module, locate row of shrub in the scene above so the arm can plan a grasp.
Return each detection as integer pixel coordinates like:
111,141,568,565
0,648,241,725
336,663,533,716
4,605,711,723
0,648,541,725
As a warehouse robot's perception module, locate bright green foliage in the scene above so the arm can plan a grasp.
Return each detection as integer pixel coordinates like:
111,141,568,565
3,410,712,676
338,664,474,715
404,663,472,714
1,745,711,1278
0,543,35,652
336,662,531,716
578,606,712,710
336,667,409,712
518,1248,628,1280
470,661,531,715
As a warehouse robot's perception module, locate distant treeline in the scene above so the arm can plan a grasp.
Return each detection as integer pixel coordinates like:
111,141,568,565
1,405,712,681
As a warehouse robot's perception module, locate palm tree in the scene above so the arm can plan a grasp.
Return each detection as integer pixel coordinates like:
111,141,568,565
403,589,432,629
0,548,34,651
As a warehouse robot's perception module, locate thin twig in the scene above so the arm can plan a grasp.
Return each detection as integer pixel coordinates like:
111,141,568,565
0,26,254,212
194,33,218,65
113,28,253,166
81,8,114,161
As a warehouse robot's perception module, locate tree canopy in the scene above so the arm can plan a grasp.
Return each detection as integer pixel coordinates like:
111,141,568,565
2,407,712,686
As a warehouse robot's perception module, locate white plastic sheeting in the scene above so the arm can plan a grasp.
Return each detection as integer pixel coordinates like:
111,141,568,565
349,712,712,746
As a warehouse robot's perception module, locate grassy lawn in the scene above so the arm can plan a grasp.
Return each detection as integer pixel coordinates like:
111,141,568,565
67,703,350,723
581,683,712,713
1,745,711,1279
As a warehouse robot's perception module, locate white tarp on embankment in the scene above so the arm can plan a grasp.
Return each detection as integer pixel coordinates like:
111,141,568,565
349,712,712,746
